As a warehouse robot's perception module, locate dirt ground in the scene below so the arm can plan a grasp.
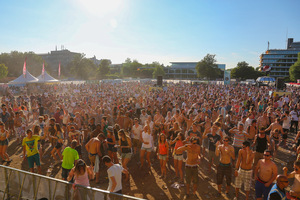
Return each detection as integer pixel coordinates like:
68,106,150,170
2,132,296,200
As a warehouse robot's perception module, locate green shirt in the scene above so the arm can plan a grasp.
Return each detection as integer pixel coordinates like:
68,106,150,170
62,147,79,170
22,135,40,157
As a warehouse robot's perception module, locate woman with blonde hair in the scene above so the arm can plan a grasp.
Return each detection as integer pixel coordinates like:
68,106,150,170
140,125,153,169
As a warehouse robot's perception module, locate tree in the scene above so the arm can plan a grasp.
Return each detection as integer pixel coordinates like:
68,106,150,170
289,53,300,81
97,59,111,78
121,58,143,78
152,62,165,78
0,51,44,77
231,61,263,80
0,64,8,79
195,54,221,80
68,54,97,80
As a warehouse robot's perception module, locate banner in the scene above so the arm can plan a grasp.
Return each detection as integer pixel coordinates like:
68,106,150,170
224,70,230,85
42,61,45,77
23,57,27,78
58,61,61,78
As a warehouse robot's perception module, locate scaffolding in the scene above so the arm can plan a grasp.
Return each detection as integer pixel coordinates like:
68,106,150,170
0,165,144,200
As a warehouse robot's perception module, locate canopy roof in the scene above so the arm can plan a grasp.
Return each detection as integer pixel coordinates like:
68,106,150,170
37,71,59,83
8,71,38,84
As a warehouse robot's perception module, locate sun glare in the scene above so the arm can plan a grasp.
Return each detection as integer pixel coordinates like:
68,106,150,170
76,0,124,17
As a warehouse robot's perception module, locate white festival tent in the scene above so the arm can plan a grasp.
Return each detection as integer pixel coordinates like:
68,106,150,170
36,71,59,83
8,70,38,85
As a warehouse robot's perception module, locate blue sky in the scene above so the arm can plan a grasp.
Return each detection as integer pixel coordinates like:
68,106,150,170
0,0,299,69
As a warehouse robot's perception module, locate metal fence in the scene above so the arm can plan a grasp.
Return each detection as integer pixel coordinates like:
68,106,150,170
0,165,144,200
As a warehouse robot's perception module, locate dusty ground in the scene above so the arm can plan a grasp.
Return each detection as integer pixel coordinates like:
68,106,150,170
2,133,296,200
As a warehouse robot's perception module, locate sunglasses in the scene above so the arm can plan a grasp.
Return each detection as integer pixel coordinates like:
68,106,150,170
264,154,270,157
223,140,229,142
281,180,289,183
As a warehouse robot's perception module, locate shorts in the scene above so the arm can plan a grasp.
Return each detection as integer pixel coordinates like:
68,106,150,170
208,150,219,165
255,179,273,200
75,145,82,156
185,165,198,185
27,153,41,169
202,138,208,149
282,133,288,139
158,154,167,161
132,138,141,148
88,153,97,165
234,146,241,158
0,139,9,146
121,153,132,159
141,146,152,152
55,142,63,149
108,145,117,152
174,154,183,161
235,168,252,191
216,164,231,186
283,128,289,134
61,167,71,180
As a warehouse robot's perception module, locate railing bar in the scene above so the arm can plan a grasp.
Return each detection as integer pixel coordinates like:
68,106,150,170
52,181,58,200
2,169,12,200
33,176,41,200
18,173,27,200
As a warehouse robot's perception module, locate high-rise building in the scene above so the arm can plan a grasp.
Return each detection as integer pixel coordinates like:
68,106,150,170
260,38,300,77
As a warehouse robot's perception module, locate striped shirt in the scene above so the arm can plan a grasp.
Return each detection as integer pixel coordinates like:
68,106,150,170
232,130,246,148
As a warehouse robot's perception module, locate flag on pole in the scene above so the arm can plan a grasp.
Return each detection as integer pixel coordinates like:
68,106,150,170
23,57,27,78
42,61,45,77
58,61,61,78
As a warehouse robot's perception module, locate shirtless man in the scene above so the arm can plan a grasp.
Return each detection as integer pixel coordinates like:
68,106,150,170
234,140,255,200
283,160,300,199
176,137,201,199
257,111,270,129
85,134,102,183
254,150,278,200
265,118,284,137
247,119,258,143
215,136,235,197
123,112,133,132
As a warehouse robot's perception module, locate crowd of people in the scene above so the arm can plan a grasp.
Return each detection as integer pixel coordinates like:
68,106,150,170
1,81,300,199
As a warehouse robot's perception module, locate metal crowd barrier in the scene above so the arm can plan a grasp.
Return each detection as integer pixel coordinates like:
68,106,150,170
0,165,144,200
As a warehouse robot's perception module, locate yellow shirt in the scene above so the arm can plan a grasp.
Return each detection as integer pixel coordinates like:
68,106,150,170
22,135,40,157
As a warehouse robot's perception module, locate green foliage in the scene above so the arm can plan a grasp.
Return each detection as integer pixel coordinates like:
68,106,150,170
195,54,222,80
122,58,142,77
0,63,8,79
0,51,44,77
68,54,97,80
231,61,263,80
289,53,300,81
152,62,165,78
97,59,111,79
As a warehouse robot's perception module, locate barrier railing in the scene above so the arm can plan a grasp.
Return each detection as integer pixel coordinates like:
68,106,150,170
0,165,144,200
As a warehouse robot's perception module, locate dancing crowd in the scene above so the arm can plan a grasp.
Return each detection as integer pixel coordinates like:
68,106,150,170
1,81,300,199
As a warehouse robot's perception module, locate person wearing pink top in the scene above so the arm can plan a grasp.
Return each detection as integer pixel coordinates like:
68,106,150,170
67,159,94,187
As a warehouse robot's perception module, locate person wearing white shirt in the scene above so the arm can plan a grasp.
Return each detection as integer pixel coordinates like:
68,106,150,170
140,125,153,169
290,109,299,133
103,155,128,195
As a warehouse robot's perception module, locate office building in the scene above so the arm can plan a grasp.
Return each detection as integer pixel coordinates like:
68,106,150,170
260,38,300,77
164,62,225,80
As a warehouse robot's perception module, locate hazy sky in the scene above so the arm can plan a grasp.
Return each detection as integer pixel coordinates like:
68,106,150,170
1,0,299,69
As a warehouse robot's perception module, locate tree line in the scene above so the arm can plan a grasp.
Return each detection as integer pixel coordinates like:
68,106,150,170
0,51,299,81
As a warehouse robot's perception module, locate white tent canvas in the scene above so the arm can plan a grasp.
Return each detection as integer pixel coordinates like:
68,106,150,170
8,71,38,84
37,71,59,83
